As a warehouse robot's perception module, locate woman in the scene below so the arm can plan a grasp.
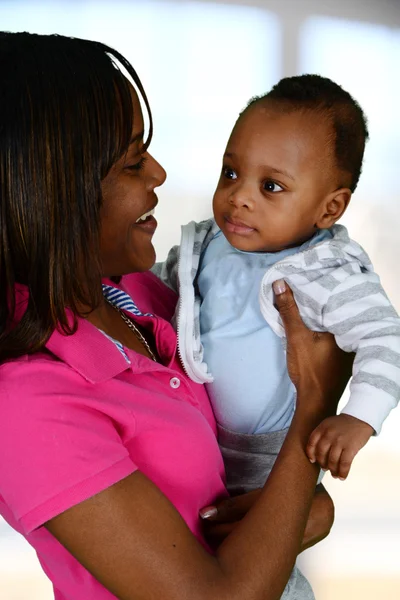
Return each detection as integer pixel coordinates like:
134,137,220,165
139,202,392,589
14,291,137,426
0,32,351,600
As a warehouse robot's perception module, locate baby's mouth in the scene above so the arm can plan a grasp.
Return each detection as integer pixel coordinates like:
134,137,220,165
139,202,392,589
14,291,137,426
224,215,256,235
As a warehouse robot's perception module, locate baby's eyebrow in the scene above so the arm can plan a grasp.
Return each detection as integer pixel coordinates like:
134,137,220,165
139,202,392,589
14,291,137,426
224,151,295,181
267,167,295,181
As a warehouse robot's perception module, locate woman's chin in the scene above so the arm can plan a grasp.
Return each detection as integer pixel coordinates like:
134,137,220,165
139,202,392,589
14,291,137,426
130,246,156,273
104,247,156,277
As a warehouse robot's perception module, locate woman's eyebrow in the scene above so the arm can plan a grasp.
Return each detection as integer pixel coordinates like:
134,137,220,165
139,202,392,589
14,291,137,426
129,130,144,145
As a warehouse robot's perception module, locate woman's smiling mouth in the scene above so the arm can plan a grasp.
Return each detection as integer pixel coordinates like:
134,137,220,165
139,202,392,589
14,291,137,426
134,207,157,233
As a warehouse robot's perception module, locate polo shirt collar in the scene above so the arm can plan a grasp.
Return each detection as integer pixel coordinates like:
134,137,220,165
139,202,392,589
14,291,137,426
14,282,137,384
46,315,131,384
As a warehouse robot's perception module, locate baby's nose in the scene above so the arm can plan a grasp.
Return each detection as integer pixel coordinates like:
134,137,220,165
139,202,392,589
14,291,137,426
229,187,255,210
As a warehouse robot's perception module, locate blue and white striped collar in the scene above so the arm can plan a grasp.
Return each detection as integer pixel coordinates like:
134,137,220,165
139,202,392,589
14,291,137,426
102,284,153,317
101,283,153,363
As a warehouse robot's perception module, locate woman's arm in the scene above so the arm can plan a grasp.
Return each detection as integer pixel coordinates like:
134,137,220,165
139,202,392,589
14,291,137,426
47,424,317,600
301,484,334,552
46,282,351,600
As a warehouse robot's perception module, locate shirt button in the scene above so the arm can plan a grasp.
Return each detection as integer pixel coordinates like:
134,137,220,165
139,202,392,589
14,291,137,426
170,377,181,389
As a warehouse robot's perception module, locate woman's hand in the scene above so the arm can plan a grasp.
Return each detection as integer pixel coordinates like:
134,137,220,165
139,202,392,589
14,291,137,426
273,280,353,421
200,484,334,552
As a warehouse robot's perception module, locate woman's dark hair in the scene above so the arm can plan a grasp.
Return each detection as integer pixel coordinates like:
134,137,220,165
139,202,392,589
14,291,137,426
244,74,369,193
0,31,152,362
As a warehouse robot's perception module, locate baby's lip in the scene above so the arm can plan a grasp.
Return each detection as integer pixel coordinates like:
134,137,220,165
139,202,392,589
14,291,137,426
225,215,255,229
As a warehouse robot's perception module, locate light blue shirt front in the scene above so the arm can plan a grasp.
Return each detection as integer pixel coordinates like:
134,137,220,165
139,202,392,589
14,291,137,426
198,229,332,434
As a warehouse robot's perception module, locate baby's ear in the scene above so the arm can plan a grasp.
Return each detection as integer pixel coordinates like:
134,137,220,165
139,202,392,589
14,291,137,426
315,188,352,229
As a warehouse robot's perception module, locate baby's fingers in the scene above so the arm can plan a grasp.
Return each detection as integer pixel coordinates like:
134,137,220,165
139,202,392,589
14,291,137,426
327,444,343,479
337,449,355,480
307,428,323,464
312,437,332,470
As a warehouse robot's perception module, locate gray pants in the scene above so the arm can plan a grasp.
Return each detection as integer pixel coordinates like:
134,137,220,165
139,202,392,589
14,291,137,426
218,424,315,600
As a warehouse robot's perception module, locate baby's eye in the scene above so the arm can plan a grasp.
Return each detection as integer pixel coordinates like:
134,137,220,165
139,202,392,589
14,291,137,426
263,180,283,193
222,166,237,180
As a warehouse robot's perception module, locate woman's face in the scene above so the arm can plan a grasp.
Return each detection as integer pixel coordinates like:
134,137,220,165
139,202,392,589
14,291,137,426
100,86,166,276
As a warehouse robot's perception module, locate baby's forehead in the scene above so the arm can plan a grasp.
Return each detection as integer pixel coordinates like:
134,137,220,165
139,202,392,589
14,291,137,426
227,103,337,183
232,103,333,155
243,100,330,132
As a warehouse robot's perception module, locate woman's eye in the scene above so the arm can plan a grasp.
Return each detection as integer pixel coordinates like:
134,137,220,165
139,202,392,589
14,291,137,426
263,180,283,193
222,166,237,180
126,156,148,172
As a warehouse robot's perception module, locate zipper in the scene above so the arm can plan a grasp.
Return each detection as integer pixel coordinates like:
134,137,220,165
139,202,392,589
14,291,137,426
176,224,213,383
176,227,191,378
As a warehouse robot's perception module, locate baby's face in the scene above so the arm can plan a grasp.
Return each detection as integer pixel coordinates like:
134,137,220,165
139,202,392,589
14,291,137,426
213,102,338,253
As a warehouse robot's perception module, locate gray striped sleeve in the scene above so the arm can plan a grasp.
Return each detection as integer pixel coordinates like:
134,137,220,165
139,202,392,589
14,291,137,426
325,282,388,314
327,306,398,337
354,346,400,370
151,245,180,293
352,371,400,400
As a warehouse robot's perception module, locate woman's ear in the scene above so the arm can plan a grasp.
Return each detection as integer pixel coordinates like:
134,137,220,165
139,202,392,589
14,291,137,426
315,188,352,229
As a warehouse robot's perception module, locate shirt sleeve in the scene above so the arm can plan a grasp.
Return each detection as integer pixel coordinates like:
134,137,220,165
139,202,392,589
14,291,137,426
151,245,180,294
322,270,400,433
0,358,137,534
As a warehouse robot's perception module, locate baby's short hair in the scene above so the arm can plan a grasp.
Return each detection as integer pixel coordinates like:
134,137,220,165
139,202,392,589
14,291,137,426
245,74,369,192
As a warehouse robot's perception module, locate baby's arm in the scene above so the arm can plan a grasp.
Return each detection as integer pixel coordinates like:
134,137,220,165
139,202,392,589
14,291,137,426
151,244,180,293
307,270,400,478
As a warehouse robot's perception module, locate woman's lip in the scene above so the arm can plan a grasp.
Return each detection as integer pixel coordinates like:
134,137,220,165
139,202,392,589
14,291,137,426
134,215,158,234
224,216,255,235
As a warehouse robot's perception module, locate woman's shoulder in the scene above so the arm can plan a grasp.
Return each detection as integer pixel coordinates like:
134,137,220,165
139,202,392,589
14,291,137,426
0,351,85,404
0,352,87,461
118,271,178,322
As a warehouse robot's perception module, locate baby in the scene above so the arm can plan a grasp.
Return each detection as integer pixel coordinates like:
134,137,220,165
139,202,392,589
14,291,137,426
154,75,400,492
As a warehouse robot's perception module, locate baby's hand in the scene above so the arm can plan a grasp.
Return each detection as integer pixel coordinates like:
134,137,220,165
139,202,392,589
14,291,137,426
306,414,374,480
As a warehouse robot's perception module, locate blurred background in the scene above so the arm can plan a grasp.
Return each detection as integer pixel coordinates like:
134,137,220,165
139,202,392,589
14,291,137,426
0,0,399,598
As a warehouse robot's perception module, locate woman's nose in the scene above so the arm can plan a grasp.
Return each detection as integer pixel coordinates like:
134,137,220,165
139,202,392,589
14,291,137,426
147,152,167,188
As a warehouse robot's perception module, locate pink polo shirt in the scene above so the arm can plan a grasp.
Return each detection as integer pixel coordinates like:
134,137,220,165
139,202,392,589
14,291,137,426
0,272,227,600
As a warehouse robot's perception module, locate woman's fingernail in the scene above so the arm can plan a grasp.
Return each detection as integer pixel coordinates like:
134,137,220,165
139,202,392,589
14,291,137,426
339,477,346,481
199,506,218,519
309,458,316,463
273,279,286,295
